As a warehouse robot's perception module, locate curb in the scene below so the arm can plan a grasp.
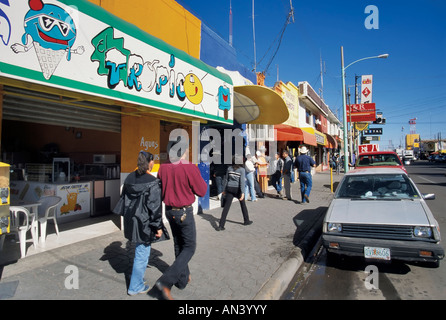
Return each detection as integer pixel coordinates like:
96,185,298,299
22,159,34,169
253,208,325,300
253,247,304,300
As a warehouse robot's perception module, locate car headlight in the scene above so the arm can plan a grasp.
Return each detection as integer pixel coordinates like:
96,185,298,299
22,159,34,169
413,226,433,238
327,223,342,233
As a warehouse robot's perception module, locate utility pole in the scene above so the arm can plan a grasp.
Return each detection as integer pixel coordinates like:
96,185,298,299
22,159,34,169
252,0,256,72
229,0,233,46
319,52,325,101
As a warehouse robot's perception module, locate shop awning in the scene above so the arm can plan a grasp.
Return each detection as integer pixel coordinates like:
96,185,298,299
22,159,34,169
326,134,338,149
217,67,289,125
301,127,327,147
274,125,317,146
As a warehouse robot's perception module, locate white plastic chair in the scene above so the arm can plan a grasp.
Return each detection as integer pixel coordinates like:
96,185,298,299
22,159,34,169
10,206,38,257
37,196,62,244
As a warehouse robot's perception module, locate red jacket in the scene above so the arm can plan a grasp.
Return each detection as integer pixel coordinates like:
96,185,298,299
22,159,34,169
158,160,207,207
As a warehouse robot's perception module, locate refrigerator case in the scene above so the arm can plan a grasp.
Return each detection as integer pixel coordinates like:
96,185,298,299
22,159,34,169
0,162,11,235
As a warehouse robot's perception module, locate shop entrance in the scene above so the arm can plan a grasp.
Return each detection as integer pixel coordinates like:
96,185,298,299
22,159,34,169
1,86,122,223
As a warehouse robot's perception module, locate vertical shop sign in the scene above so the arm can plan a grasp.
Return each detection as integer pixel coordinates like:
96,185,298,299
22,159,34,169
361,75,373,103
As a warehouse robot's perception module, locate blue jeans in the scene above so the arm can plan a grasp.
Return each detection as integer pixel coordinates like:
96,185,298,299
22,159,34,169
128,243,151,295
271,172,282,193
158,206,196,289
299,171,313,203
245,171,257,201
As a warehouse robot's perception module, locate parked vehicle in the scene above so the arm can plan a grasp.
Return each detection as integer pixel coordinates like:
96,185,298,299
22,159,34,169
322,168,444,266
355,151,407,173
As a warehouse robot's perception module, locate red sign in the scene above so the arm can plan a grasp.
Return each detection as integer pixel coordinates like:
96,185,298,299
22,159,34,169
347,103,376,122
358,144,379,154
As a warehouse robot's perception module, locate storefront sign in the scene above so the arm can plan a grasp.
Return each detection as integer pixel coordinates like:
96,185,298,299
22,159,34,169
0,0,233,124
273,81,299,127
364,127,382,135
361,75,373,103
315,131,326,146
358,144,379,154
347,103,376,122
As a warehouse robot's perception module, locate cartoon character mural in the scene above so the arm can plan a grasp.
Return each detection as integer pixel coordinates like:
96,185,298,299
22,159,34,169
10,0,84,79
217,85,231,120
0,0,11,46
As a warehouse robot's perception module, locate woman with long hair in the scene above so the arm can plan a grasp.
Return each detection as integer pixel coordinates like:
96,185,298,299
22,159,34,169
116,151,166,295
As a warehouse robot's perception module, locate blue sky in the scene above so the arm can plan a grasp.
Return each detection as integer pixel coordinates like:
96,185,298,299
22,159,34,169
176,0,446,149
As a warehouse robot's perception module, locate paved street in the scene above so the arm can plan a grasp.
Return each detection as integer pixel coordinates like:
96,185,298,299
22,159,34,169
0,171,341,300
285,161,446,300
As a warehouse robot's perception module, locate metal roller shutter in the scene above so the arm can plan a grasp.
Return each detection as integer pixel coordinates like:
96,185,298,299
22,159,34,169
2,86,121,133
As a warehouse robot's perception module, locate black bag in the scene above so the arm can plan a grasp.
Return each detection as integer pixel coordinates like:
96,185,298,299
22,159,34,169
220,194,226,207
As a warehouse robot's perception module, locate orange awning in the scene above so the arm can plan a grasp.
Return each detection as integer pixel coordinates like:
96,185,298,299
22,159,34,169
326,134,338,149
274,125,317,146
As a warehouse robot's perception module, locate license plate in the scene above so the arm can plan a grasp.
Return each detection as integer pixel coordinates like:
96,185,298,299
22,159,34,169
364,246,391,260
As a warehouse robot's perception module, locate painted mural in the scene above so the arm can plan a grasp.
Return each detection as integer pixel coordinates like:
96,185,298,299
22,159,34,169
0,0,233,124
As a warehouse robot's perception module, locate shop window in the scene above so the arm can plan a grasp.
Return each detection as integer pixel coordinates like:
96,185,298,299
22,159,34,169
306,110,312,125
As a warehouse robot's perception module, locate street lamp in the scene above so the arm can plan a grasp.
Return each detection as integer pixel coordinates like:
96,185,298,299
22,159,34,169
340,47,388,173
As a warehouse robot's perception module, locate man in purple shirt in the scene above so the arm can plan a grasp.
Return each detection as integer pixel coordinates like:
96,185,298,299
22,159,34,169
155,144,207,300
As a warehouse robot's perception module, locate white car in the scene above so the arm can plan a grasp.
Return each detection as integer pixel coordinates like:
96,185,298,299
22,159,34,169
322,168,444,266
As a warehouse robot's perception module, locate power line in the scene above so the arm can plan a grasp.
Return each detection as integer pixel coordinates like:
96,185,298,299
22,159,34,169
255,1,295,74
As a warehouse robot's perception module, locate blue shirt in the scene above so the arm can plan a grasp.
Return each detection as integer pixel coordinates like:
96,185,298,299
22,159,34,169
294,155,316,172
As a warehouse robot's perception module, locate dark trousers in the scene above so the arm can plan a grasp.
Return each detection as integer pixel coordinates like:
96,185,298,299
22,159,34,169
159,206,196,289
219,190,250,228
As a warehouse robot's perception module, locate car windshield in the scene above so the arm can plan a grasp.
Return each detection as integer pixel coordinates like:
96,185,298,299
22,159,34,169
356,154,402,167
336,174,420,200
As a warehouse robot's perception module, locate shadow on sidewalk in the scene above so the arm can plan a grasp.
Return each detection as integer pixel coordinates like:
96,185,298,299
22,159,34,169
292,206,327,261
100,241,170,291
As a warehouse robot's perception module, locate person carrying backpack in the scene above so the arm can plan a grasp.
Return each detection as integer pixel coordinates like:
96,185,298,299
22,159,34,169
217,156,253,231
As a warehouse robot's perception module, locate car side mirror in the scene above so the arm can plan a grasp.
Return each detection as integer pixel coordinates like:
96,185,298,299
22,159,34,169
422,193,435,200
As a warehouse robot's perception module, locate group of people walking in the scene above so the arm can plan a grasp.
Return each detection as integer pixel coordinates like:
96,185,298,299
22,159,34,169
115,147,207,300
272,146,316,204
115,144,317,299
217,145,317,230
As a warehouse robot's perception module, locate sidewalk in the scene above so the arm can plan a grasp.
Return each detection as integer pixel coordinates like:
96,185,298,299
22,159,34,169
0,170,342,300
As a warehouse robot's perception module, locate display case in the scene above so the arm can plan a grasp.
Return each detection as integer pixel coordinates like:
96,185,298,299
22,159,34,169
26,163,52,182
53,158,70,183
0,162,10,235
84,163,120,180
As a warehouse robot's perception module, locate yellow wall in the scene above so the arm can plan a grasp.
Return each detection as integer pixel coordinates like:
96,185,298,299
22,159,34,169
89,0,201,59
121,112,161,173
406,134,420,149
274,81,299,127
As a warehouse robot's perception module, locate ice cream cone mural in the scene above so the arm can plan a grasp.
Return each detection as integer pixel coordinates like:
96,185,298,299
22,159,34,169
10,0,84,80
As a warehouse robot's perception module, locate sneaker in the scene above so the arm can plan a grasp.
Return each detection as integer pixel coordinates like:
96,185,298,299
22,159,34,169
128,284,150,296
243,221,253,226
304,194,310,203
216,226,225,231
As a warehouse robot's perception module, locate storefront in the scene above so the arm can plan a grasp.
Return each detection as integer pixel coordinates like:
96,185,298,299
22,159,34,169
302,127,328,171
0,0,233,222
